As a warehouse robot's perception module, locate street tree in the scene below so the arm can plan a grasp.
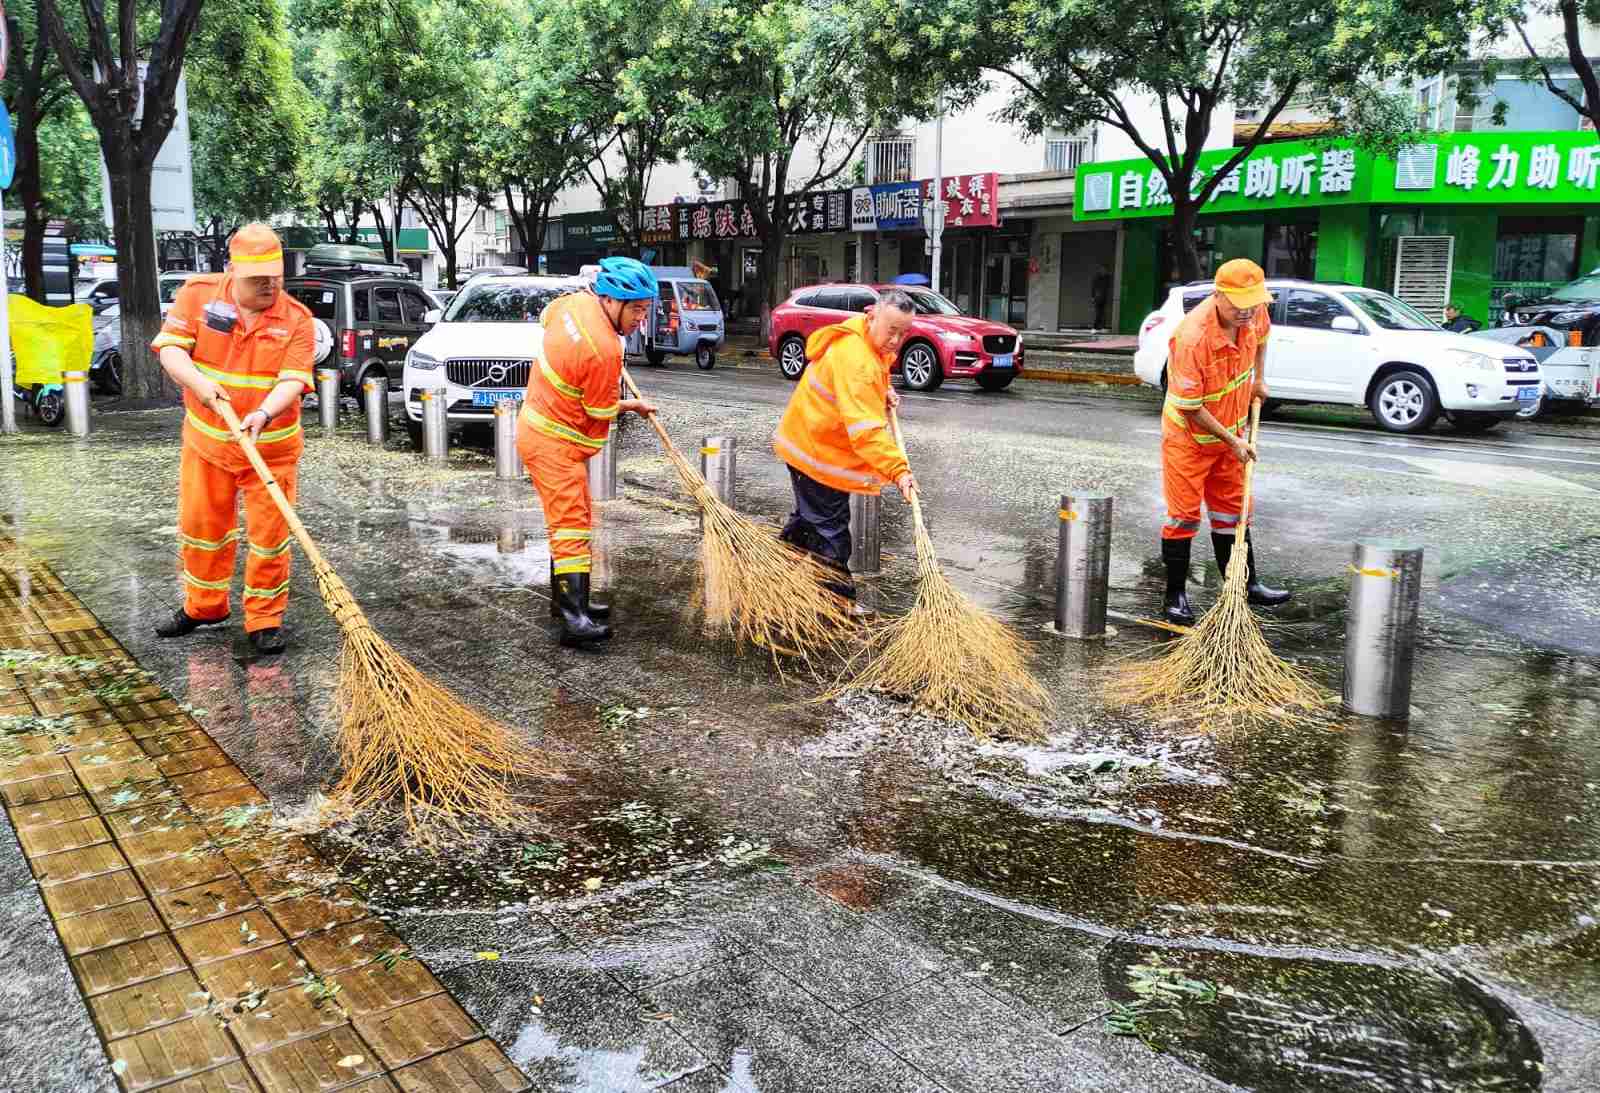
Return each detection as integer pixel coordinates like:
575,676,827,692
680,0,942,334
39,0,208,401
1475,1,1600,131
869,0,1483,280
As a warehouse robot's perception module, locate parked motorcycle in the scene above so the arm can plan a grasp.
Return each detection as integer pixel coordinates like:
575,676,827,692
12,381,66,426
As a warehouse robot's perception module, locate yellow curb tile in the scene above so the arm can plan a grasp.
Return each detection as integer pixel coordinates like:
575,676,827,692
88,969,209,1040
73,935,190,996
79,758,164,794
120,824,214,866
293,920,409,977
57,899,165,956
245,1026,382,1093
31,842,131,886
223,834,315,874
6,793,97,830
329,957,444,1019
265,887,368,940
16,815,110,857
139,730,214,758
353,994,479,1070
170,767,252,800
228,984,348,1056
173,911,287,967
393,1040,529,1093
0,753,73,784
135,851,237,895
156,747,233,778
1,772,81,806
106,803,195,839
156,875,260,929
107,1012,239,1092
139,1060,263,1093
41,869,147,919
193,944,308,998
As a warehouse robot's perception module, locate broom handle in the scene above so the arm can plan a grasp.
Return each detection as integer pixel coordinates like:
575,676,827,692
209,398,333,573
1236,400,1263,541
887,407,926,528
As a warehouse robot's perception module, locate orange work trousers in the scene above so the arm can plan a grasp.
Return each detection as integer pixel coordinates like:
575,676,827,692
1161,438,1247,540
178,444,297,631
517,423,594,575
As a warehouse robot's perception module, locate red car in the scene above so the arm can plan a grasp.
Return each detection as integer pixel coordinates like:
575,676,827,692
768,283,1024,391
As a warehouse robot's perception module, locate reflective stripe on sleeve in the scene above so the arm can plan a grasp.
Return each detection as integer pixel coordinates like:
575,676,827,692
807,375,837,404
152,333,197,350
278,370,315,388
539,357,584,400
519,403,606,450
583,401,619,421
845,418,886,438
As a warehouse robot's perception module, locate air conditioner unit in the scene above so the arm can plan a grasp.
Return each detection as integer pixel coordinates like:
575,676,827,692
1391,236,1455,320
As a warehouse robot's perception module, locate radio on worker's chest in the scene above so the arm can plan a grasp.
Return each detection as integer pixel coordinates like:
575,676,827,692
203,300,239,334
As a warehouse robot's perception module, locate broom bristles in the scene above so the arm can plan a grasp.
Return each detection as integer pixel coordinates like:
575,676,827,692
1105,540,1329,729
834,520,1054,742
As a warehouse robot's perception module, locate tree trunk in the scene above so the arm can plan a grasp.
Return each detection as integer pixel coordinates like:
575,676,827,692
15,101,48,303
107,145,176,404
1169,193,1204,283
369,202,395,262
757,222,788,343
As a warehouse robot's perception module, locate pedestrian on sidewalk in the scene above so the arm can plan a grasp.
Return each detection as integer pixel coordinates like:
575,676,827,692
773,290,918,601
1159,258,1290,625
150,224,317,655
517,256,657,649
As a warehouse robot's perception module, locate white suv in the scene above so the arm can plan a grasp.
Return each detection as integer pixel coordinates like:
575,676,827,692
1133,280,1544,434
401,275,583,448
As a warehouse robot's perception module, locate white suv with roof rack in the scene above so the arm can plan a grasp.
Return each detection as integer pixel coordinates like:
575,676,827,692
400,274,584,448
1133,279,1544,434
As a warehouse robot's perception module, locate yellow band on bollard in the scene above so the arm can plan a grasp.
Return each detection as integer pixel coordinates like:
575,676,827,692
420,392,434,401
63,377,87,385
1059,508,1078,521
1349,564,1398,579
700,446,720,455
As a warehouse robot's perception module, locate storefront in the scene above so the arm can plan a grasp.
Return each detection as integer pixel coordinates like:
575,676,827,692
1074,132,1600,333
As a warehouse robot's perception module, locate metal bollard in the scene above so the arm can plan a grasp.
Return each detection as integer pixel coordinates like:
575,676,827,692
1054,494,1113,639
698,435,738,507
363,378,388,445
1343,541,1425,720
588,430,618,501
849,491,881,576
317,369,340,434
420,387,448,463
63,370,90,437
494,400,523,480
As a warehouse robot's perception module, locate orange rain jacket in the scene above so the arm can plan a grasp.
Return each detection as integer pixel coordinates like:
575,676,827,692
151,273,317,468
773,316,909,494
518,291,623,456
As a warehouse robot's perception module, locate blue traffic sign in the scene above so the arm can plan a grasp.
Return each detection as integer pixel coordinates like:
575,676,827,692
0,99,14,189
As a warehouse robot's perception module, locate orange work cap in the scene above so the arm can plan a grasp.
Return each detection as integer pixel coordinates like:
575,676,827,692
229,223,284,277
1214,258,1270,308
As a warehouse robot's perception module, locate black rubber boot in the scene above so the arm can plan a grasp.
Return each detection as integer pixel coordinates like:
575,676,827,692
155,608,228,639
1212,532,1291,606
554,572,612,648
248,628,287,655
1161,537,1195,626
551,563,608,620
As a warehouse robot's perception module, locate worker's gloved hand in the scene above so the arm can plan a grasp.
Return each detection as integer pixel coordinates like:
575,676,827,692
895,471,917,500
1231,438,1257,465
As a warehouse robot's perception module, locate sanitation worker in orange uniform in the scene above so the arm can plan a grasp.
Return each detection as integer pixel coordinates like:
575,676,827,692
151,224,317,655
1160,258,1290,626
774,289,918,600
517,257,657,648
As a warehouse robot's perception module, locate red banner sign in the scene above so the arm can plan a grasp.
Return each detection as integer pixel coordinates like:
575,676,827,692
925,172,1000,229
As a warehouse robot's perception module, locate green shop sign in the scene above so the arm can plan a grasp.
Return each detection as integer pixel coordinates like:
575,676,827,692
1074,131,1600,220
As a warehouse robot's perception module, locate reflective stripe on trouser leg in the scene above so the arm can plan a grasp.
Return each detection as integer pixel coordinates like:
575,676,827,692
178,445,240,621
519,424,594,576
1203,452,1248,537
240,460,296,632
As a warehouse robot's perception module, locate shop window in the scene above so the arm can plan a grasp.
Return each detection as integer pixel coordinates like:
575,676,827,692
1263,223,1318,280
1285,289,1353,330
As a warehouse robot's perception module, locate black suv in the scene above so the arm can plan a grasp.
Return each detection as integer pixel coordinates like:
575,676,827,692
284,268,438,400
1503,271,1600,346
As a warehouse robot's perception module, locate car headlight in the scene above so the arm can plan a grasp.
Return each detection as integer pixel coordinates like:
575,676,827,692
1445,348,1497,373
937,331,972,345
407,350,441,371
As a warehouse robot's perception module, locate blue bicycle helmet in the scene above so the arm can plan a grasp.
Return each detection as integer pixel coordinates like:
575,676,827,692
592,256,658,301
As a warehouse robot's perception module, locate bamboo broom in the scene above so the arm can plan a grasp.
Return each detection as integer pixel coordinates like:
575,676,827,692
834,407,1053,741
1106,402,1328,727
618,367,857,664
208,399,556,839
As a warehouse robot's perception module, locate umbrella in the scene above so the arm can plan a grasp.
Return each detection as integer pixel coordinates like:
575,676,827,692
893,273,930,286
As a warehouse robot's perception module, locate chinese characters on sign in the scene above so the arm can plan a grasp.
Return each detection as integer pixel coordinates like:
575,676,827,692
1444,141,1600,193
922,173,1000,228
1110,147,1362,212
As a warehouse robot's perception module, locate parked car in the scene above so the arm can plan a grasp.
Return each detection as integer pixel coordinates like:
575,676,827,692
621,266,725,370
79,271,192,315
283,267,435,402
769,284,1023,391
83,272,200,393
1133,279,1543,434
400,275,583,449
1490,273,1600,411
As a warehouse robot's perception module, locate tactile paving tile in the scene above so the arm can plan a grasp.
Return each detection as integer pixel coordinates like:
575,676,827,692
155,875,260,929
105,802,195,839
4,793,98,829
78,758,164,793
0,753,73,784
135,850,236,895
243,861,340,904
193,945,309,999
139,730,213,758
2,771,81,806
265,888,368,940
31,841,130,885
57,900,166,956
392,1040,529,1093
135,1060,263,1093
189,787,272,827
106,1012,239,1092
41,870,147,919
245,1026,383,1093
125,715,198,741
155,747,233,778
170,767,252,800
87,969,209,1039
91,779,180,814
228,985,349,1056
16,815,110,857
173,911,287,966
119,823,214,866
292,920,409,978
72,936,190,996
67,741,149,770
353,995,478,1070
222,834,319,874
110,697,186,724
330,958,444,1019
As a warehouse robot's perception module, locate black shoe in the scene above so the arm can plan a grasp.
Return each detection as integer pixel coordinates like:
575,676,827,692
551,563,609,620
248,627,287,655
554,572,612,647
155,609,228,639
1161,537,1195,626
1213,532,1290,607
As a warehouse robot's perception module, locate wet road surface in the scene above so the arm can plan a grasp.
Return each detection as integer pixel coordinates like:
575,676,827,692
1,372,1597,1092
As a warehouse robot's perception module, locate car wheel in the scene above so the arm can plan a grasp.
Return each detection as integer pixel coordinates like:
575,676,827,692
778,336,807,381
695,344,716,371
1448,411,1502,434
900,342,943,391
1368,370,1439,434
405,417,424,450
646,348,668,367
975,371,1014,392
35,390,66,427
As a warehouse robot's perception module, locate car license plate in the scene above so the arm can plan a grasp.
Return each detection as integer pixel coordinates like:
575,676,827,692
992,354,1014,370
1516,385,1538,402
472,391,521,407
